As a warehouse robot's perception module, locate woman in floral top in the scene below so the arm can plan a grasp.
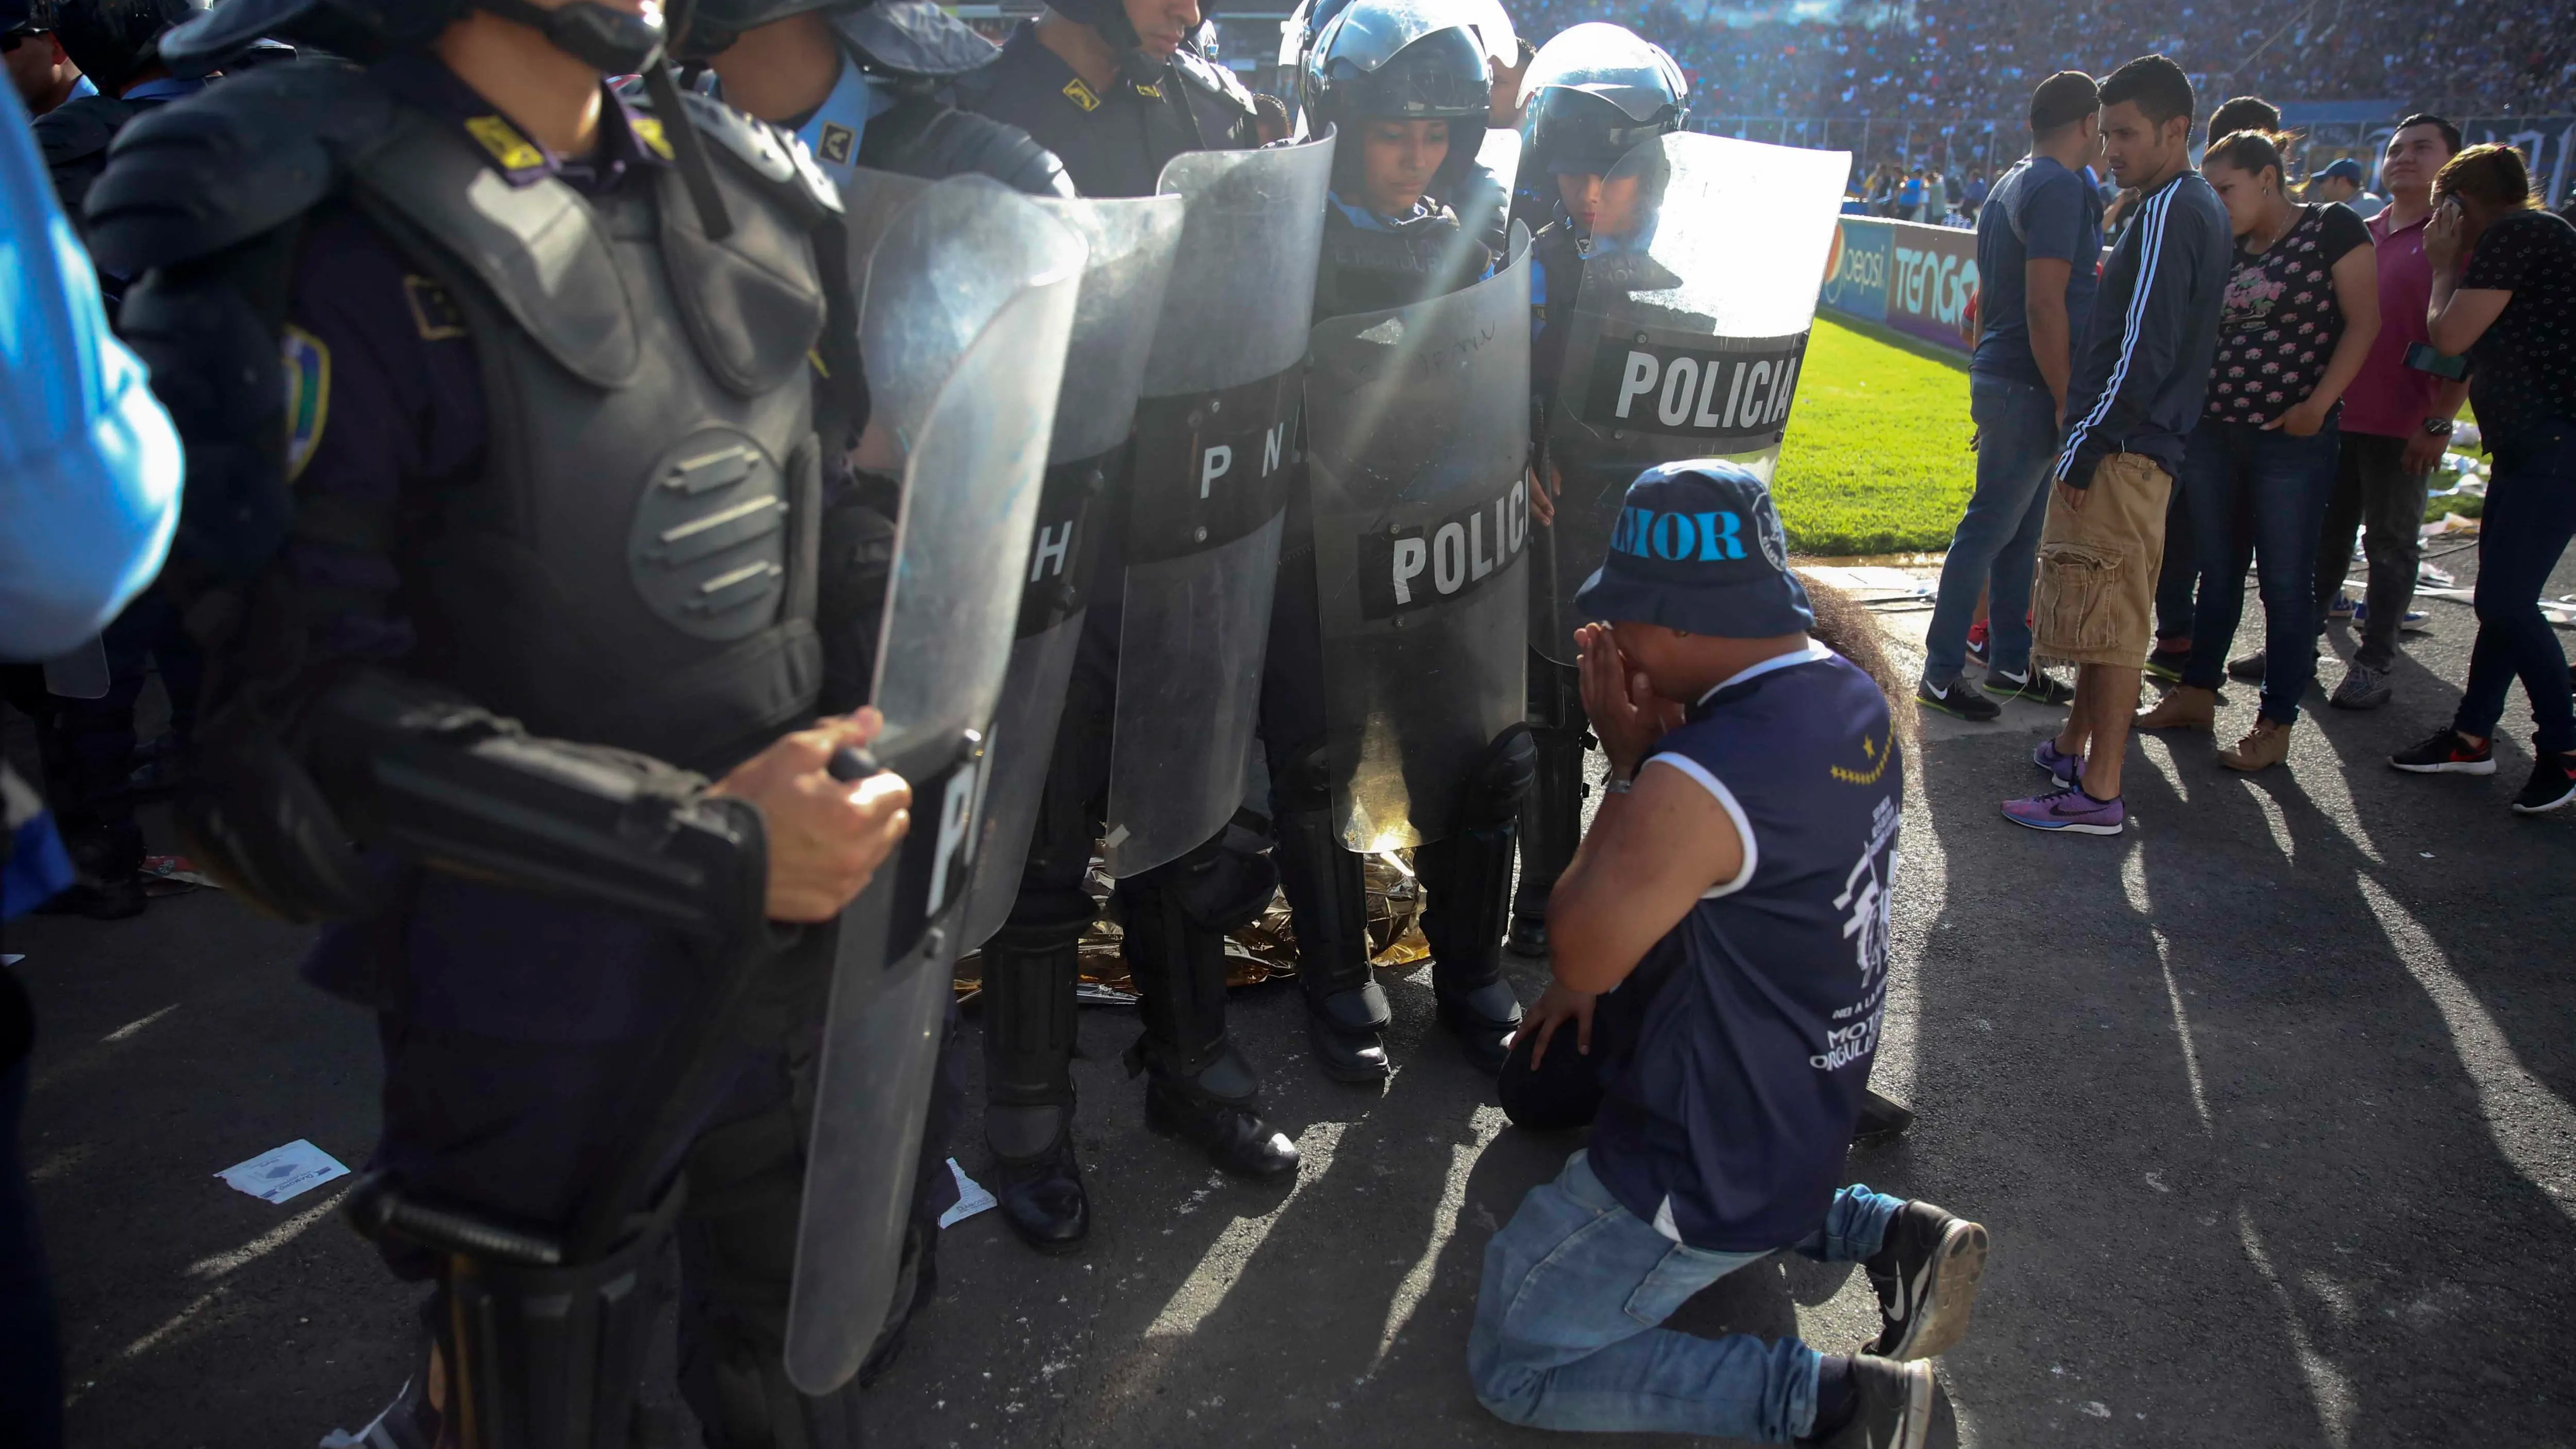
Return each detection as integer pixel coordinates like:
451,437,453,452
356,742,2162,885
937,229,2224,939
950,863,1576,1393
2135,130,2379,770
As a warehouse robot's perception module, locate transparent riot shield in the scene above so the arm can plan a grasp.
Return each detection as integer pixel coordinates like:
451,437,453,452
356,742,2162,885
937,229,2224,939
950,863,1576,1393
1306,225,1532,850
1533,131,1846,664
1101,133,1334,879
784,176,1083,1396
958,194,1187,952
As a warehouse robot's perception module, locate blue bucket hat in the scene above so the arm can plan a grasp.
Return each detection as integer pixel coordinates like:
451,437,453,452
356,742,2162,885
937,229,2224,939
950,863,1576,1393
1571,460,1814,639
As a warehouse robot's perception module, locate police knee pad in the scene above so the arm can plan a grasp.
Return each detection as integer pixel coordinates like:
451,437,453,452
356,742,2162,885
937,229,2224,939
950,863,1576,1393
1145,813,1279,934
1270,736,1334,815
350,1172,686,1449
1459,725,1535,834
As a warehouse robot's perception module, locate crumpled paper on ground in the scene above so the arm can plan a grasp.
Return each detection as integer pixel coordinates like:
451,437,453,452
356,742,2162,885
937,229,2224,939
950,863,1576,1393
955,849,1429,1004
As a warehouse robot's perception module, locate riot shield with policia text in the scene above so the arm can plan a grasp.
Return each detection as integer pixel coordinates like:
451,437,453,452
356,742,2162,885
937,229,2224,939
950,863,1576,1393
1533,131,1846,665
1101,132,1335,879
958,193,1188,953
784,175,1083,1396
1306,223,1533,852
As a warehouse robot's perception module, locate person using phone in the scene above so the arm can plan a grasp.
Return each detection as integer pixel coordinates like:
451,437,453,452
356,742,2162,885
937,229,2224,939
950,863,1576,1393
2389,142,2576,813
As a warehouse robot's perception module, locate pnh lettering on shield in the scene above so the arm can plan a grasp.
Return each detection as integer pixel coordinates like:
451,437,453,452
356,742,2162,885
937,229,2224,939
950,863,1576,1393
1612,507,1747,561
1200,420,1291,499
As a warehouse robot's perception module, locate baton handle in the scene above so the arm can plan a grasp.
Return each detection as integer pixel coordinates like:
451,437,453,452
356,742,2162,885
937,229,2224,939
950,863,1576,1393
826,746,883,782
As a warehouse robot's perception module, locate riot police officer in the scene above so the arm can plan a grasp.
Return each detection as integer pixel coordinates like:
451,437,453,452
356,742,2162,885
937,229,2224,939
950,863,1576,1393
953,0,1324,1254
955,0,1257,197
34,0,217,223
83,0,1076,1439
1514,22,1685,956
1272,0,1528,1084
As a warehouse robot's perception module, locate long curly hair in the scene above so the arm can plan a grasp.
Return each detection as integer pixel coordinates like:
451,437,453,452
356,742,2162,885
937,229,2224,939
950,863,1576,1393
1795,570,1918,745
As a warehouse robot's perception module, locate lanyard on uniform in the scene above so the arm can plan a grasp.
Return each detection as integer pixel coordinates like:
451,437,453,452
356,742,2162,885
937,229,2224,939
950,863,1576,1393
792,52,895,188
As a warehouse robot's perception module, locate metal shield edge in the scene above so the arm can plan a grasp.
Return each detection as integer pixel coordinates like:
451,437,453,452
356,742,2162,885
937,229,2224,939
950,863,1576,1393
784,177,1083,1397
1533,131,1846,664
1100,135,1336,879
1307,224,1534,849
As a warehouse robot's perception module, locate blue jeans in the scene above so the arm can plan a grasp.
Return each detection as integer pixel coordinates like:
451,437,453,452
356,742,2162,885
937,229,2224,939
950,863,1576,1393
2454,419,2576,754
1469,1150,1903,1441
2179,419,2342,724
1925,375,2059,684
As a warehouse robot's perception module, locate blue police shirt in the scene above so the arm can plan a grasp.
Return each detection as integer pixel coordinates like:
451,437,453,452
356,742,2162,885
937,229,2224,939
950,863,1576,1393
0,82,179,660
1586,641,1904,1252
1969,154,2103,388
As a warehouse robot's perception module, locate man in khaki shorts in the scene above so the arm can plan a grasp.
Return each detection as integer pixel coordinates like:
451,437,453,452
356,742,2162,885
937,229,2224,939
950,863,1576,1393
2005,55,2232,837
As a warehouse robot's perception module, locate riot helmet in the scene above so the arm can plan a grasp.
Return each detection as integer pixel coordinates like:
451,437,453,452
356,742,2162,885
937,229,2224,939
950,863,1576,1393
1518,22,1684,180
52,0,202,92
1302,0,1486,207
1046,0,1215,84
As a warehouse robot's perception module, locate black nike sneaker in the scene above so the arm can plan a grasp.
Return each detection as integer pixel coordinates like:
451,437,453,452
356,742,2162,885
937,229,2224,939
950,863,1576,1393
1863,1200,1990,1360
1984,667,2074,707
1913,676,1999,722
1799,1357,1934,1449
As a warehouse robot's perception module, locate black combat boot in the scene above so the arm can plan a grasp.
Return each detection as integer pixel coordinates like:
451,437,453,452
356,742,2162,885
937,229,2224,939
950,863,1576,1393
1512,664,1591,954
978,931,1090,1252
1272,801,1390,1083
1420,727,1531,1071
1121,876,1299,1179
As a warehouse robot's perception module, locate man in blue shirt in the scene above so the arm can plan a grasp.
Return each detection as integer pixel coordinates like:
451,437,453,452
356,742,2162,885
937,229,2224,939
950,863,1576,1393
1916,70,2101,722
1467,463,1988,1449
1895,163,1924,221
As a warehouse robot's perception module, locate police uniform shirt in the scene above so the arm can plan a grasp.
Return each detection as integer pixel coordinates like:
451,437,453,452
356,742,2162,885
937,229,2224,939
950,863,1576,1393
278,51,709,1031
958,20,1217,198
1584,642,1905,1252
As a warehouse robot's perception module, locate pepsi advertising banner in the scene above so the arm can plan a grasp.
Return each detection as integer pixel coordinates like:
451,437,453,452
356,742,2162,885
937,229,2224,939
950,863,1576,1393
1817,216,1980,352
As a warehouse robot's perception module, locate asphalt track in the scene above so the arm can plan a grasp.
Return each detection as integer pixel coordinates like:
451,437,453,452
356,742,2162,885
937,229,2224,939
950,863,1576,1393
13,541,2574,1448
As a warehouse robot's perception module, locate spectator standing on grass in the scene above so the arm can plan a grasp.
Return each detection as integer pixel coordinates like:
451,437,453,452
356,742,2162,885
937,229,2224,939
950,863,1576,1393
2311,157,2386,222
2148,92,2289,680
2391,143,2576,813
2312,115,2469,710
2132,130,2379,770
1469,463,1988,1449
2004,55,2231,836
1962,166,1988,223
1916,71,2102,723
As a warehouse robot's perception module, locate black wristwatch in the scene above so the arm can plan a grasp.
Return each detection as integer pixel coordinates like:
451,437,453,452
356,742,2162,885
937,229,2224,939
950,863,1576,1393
2422,417,2456,438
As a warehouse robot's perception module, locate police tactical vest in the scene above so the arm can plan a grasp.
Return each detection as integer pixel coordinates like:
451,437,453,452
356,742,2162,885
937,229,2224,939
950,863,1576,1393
1312,202,1490,322
86,61,844,773
352,96,837,771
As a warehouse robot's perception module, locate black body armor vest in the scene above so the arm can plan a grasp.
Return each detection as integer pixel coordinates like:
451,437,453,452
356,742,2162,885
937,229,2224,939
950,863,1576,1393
1311,201,1493,322
91,62,845,772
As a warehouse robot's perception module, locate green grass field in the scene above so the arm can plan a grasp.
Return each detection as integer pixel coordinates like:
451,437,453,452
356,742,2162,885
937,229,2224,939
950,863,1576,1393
1774,315,1976,556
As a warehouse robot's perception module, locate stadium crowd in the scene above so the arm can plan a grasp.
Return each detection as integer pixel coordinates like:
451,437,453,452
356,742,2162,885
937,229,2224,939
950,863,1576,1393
1498,0,2573,123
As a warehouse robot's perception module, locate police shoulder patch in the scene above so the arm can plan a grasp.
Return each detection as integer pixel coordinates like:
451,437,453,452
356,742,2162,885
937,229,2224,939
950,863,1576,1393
629,114,676,161
1061,76,1101,112
281,326,332,484
464,114,546,173
403,275,466,341
818,121,857,166
1132,82,1163,99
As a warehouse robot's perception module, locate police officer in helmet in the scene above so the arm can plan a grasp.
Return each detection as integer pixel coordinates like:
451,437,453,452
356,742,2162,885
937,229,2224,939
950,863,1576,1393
676,0,1069,195
954,0,1313,1256
954,0,1258,199
85,0,963,1439
1516,22,1685,959
1272,0,1527,1084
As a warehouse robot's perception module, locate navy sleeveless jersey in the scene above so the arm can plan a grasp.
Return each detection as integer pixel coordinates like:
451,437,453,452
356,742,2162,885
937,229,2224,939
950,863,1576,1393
1588,642,1904,1252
